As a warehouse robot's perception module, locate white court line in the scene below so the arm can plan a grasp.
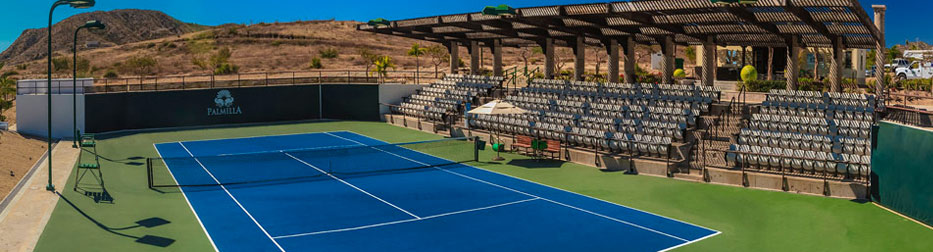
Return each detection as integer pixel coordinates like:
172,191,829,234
273,198,539,239
283,153,421,220
217,144,360,156
322,132,690,243
152,144,220,252
659,231,722,252
344,130,721,233
178,142,287,252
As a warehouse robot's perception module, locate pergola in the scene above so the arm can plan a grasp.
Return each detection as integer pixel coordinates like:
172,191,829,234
359,0,887,93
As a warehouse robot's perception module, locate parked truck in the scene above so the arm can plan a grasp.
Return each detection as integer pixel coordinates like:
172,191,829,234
894,60,933,82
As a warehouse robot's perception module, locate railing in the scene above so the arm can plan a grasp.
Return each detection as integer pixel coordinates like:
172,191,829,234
16,70,440,95
464,116,678,173
708,148,870,193
381,103,459,134
884,92,933,128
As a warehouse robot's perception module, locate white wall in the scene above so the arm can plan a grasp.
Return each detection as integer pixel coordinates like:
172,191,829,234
15,94,85,139
378,84,426,115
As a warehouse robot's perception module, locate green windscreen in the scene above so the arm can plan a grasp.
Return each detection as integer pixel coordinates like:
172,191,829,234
871,121,933,226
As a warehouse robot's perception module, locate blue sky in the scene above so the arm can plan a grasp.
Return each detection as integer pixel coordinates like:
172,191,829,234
0,0,923,54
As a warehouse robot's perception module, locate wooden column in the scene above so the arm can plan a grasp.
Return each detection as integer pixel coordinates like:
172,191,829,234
492,39,503,76
702,38,716,87
574,36,585,81
661,36,675,84
607,38,620,83
469,41,480,75
448,41,459,74
830,36,845,93
622,37,636,84
542,38,555,79
786,36,801,90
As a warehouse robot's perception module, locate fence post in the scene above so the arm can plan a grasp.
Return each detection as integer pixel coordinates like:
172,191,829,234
155,76,158,91
319,71,323,84
292,72,296,85
211,73,215,89
347,70,351,84
182,76,186,90
265,73,269,86
237,73,241,88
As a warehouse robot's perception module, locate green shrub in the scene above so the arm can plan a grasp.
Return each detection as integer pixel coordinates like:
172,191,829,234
309,57,323,69
318,48,339,59
214,63,239,75
797,77,825,92
271,41,282,47
103,70,119,78
741,65,758,83
741,80,785,92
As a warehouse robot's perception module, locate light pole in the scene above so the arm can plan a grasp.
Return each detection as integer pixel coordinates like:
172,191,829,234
47,0,95,192
73,20,105,148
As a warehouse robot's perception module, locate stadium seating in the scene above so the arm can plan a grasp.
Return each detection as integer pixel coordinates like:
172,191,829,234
726,90,877,177
394,74,503,121
468,79,720,158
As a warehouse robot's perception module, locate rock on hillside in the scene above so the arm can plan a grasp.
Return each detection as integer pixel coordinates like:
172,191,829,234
0,9,205,64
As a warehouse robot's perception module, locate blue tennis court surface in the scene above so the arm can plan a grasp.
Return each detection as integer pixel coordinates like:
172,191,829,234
154,131,719,251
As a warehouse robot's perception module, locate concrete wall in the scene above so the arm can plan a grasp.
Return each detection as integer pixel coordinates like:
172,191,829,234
378,84,425,115
15,94,85,139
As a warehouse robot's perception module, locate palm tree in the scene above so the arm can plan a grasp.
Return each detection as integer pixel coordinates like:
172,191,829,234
0,66,18,122
371,56,396,82
407,43,426,83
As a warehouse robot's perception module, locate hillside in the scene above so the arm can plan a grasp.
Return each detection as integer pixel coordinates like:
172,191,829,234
0,9,205,64
1,9,681,81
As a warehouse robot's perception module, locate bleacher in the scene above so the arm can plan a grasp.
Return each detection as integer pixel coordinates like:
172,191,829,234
394,74,503,121
727,90,879,178
468,79,721,158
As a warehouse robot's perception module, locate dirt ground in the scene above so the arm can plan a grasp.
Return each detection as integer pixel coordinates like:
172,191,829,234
0,131,46,203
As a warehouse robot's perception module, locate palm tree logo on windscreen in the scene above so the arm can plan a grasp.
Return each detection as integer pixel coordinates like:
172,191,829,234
208,90,242,116
215,90,235,107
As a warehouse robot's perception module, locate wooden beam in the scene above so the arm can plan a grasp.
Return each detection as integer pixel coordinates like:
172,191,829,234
785,2,836,41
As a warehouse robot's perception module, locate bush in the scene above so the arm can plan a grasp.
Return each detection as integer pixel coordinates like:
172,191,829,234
309,57,323,69
797,77,825,92
673,69,686,79
318,48,339,59
741,80,786,92
214,63,239,75
741,65,757,83
103,70,119,78
271,41,282,47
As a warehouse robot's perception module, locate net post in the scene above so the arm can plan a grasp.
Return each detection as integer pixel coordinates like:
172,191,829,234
147,158,153,189
473,136,480,162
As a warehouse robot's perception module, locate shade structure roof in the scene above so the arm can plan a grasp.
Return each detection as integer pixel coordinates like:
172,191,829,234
468,100,529,115
358,0,882,49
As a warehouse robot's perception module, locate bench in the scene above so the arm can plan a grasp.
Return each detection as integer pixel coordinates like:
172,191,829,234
512,135,533,153
541,140,561,159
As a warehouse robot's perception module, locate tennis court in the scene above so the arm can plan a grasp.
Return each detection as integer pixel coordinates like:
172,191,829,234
151,131,719,251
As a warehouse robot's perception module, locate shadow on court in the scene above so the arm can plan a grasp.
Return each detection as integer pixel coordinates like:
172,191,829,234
56,192,176,247
506,158,566,169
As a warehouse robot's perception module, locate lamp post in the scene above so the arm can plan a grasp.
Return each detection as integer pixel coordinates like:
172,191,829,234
47,0,95,192
73,20,105,148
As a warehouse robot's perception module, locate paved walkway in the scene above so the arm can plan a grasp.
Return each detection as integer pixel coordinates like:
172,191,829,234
0,142,79,252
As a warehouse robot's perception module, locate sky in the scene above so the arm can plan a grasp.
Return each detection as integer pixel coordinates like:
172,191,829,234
0,0,925,54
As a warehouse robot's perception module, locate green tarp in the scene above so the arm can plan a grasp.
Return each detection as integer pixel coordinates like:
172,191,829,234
871,121,933,226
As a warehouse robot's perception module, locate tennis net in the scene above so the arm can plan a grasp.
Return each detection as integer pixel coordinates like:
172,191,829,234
147,137,479,189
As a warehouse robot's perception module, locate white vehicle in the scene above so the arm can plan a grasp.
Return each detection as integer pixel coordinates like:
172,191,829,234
894,61,933,82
